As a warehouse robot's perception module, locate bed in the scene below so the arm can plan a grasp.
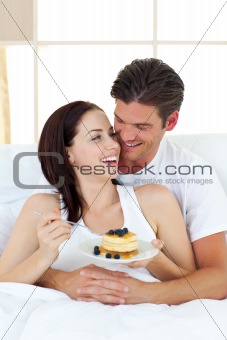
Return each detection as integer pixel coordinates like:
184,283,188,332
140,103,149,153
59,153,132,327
0,134,227,340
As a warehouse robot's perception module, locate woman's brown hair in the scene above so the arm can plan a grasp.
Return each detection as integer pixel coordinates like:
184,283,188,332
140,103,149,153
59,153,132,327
38,100,104,222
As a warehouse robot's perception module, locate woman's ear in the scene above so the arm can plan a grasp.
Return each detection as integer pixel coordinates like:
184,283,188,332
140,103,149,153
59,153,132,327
165,111,179,131
65,148,74,165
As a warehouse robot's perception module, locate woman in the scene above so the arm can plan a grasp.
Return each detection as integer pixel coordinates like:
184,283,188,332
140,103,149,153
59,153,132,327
0,101,195,287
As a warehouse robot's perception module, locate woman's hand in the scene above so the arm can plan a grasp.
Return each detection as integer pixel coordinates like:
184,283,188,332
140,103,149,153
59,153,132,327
36,208,72,263
127,239,164,269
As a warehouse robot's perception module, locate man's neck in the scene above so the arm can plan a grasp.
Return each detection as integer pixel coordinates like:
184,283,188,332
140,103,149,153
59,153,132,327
118,154,157,175
118,159,146,174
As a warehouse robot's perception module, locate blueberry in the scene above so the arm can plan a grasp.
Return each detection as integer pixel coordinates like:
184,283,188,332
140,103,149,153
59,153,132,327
105,253,112,258
114,254,120,259
94,245,99,251
108,229,114,234
118,230,124,237
123,227,128,233
114,229,121,235
94,248,100,255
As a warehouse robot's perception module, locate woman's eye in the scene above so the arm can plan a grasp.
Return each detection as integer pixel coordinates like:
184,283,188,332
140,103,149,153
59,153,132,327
91,135,101,141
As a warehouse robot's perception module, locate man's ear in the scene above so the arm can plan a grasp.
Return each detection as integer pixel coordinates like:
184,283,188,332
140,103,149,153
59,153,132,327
165,111,179,131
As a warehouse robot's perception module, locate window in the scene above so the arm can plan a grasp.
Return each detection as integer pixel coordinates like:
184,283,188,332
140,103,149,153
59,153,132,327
0,0,226,143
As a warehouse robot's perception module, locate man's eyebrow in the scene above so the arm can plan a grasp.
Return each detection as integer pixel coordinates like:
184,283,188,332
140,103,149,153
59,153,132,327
135,122,153,127
114,112,124,122
114,112,152,126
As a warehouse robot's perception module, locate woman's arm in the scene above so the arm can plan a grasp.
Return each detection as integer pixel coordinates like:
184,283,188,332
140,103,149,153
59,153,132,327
0,194,71,284
134,184,196,280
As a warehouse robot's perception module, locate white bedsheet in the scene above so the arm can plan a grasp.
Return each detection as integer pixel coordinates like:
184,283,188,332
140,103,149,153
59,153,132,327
0,266,226,340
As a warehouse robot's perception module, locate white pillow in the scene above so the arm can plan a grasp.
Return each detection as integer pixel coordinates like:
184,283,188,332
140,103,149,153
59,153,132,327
0,199,26,255
0,144,41,204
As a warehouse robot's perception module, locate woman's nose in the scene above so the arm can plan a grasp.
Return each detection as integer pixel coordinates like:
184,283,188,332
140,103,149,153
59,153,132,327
106,136,119,150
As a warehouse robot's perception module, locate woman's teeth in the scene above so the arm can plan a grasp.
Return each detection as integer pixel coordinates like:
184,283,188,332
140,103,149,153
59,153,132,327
100,156,117,162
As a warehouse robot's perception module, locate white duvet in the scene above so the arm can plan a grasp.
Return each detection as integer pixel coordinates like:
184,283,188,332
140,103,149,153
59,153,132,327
0,266,226,340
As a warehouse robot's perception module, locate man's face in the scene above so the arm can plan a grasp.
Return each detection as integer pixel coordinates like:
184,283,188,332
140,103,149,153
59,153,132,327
114,100,168,167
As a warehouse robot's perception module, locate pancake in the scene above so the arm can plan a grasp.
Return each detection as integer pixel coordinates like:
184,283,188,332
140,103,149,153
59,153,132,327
102,232,138,251
93,228,138,259
102,229,137,250
98,246,138,259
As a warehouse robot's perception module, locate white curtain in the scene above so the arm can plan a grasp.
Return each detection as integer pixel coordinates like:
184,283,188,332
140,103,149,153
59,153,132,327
0,48,10,144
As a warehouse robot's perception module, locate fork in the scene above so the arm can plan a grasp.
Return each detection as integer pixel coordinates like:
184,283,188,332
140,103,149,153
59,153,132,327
33,210,103,235
33,210,78,226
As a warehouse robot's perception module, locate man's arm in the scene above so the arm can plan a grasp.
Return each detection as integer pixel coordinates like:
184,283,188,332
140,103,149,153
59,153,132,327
76,232,227,305
36,265,129,303
147,232,227,304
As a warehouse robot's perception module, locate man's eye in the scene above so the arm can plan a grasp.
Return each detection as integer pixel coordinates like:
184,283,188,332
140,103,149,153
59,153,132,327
136,125,150,131
115,117,123,123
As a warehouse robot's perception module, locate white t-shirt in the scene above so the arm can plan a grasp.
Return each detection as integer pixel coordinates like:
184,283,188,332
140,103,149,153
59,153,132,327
35,137,227,243
118,137,227,242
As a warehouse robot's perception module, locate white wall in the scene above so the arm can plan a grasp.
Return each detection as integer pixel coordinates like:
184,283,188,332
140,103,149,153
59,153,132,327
1,0,226,143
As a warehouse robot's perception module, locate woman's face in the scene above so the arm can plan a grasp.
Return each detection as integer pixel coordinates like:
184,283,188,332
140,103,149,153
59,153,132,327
67,109,120,179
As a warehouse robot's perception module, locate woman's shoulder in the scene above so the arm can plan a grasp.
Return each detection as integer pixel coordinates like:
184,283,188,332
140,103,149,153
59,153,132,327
134,183,172,198
22,193,60,214
134,183,176,208
134,184,178,218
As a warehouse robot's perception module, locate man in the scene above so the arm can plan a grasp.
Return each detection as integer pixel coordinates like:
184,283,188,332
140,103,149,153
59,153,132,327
38,58,227,304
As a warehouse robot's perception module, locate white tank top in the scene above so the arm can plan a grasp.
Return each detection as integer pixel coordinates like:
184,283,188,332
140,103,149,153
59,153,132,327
51,185,156,271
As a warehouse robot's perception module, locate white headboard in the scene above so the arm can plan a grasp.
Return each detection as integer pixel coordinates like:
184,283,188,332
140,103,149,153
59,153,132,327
167,134,227,195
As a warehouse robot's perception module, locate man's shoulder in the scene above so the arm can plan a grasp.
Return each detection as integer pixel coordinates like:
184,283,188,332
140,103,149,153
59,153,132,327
163,136,192,155
160,137,209,165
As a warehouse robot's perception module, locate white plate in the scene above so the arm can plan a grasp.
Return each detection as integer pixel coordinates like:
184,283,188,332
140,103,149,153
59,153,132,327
78,238,159,264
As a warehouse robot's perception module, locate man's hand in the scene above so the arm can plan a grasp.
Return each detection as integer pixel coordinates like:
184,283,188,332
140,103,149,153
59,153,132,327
38,264,129,302
77,270,159,305
76,265,130,304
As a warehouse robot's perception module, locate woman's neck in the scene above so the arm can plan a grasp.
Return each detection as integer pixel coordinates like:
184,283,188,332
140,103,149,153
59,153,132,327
77,178,119,213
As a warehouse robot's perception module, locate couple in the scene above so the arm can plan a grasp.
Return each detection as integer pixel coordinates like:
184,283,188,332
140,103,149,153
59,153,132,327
0,58,226,305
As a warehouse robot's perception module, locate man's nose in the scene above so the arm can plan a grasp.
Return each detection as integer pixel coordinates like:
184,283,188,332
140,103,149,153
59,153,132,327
119,125,137,142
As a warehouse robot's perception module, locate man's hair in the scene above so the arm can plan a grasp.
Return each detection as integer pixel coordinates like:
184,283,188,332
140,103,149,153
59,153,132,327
110,58,184,126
